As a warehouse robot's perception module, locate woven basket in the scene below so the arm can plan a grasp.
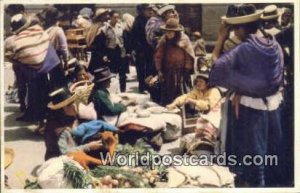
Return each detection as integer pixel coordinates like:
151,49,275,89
69,80,94,105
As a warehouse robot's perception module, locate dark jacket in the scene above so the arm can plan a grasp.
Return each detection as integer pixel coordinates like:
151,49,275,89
90,88,126,118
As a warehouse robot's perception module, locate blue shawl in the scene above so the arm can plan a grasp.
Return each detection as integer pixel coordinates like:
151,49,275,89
209,34,284,97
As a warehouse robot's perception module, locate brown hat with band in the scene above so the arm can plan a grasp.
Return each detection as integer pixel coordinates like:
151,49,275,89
160,18,183,31
47,87,77,110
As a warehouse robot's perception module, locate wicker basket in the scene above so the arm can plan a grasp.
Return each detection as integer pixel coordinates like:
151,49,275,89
69,80,94,105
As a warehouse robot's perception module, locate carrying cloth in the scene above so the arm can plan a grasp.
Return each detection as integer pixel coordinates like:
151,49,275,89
209,34,284,98
5,24,50,69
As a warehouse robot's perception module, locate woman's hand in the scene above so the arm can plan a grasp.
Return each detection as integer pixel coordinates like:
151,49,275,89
218,23,231,41
166,103,176,110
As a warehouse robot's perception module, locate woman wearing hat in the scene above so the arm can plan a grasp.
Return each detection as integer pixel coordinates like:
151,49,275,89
5,13,66,125
166,72,221,113
89,67,135,120
209,4,284,187
154,18,195,106
260,5,281,36
44,86,117,162
86,8,110,73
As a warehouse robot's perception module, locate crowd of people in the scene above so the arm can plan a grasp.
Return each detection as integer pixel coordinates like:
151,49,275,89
4,3,294,188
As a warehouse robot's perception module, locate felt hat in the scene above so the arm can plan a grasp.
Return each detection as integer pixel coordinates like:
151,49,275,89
160,18,183,31
155,4,175,16
137,4,153,12
44,6,64,21
221,4,263,25
5,147,15,169
10,13,31,34
261,5,280,20
47,87,77,110
93,67,116,83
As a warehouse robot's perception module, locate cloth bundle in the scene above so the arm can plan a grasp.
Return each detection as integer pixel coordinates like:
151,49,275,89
6,24,50,68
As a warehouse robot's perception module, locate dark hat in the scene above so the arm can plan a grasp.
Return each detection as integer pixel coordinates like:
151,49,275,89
48,87,76,110
93,67,116,83
10,14,31,34
160,18,183,31
222,4,263,25
44,6,64,21
5,4,25,16
137,4,153,12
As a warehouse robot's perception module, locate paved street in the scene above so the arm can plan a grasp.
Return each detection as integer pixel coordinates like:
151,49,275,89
3,63,180,189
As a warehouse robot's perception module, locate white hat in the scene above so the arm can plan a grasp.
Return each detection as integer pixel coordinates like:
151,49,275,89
261,5,280,20
155,4,175,16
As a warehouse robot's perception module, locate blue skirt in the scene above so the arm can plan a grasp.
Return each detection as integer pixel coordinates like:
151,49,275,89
226,101,283,187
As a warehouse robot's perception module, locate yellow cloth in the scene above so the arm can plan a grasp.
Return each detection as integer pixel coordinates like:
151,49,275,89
170,87,221,111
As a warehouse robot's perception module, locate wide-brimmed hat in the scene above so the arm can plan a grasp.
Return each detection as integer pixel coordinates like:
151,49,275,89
160,18,183,31
79,7,94,19
10,13,31,34
47,87,77,110
95,8,109,18
154,4,175,16
221,4,263,25
195,71,209,81
93,67,116,83
261,5,280,20
5,147,15,169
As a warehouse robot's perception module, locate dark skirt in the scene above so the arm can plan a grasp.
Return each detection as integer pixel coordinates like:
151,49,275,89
226,101,284,187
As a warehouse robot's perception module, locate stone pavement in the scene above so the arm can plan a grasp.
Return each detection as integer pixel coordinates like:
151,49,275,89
3,64,181,189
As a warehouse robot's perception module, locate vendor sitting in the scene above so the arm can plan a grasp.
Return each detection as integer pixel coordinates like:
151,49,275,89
89,67,135,119
45,87,118,162
166,72,221,112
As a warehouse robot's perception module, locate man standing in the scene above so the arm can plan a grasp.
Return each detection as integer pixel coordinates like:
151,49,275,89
131,4,153,93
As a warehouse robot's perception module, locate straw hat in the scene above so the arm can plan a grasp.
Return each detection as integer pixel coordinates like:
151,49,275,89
192,31,201,38
95,8,109,18
5,147,15,169
10,13,31,34
261,5,280,20
221,4,263,25
47,87,77,110
196,72,209,80
160,18,183,31
93,67,116,83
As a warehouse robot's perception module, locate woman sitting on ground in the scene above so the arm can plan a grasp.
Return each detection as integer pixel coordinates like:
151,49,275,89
89,67,135,120
44,87,118,162
166,73,221,112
